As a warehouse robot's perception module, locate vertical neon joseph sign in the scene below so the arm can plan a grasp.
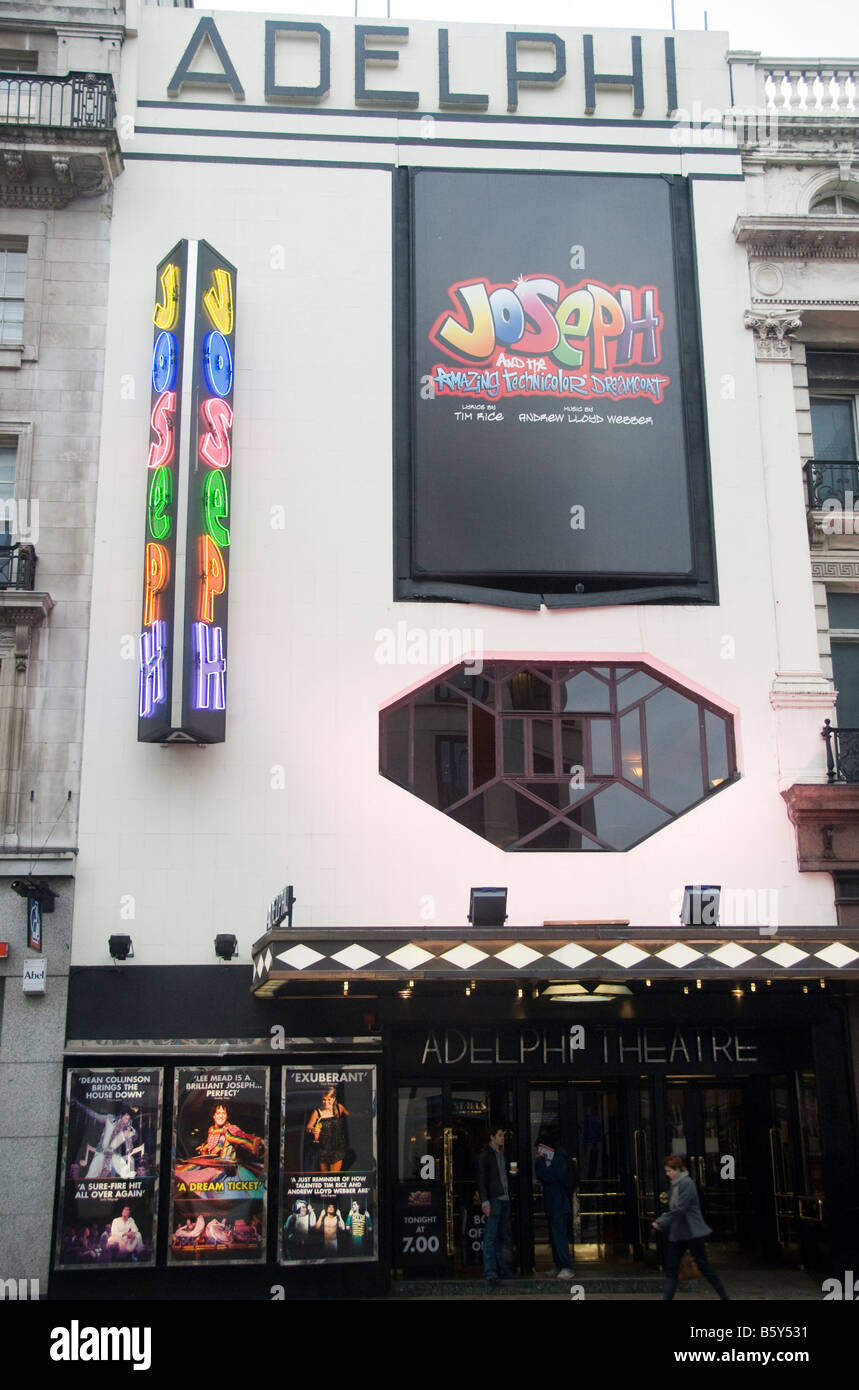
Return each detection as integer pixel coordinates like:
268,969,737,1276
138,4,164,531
138,240,236,743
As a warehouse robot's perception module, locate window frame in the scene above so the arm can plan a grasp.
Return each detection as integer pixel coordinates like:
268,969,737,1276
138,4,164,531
0,421,33,543
0,238,27,348
380,660,738,852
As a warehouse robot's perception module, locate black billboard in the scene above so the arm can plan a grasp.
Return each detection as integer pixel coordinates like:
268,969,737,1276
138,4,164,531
395,169,716,608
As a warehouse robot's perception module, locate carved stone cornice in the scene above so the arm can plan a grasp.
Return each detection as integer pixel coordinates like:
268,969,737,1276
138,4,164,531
0,130,123,207
744,308,803,359
734,214,859,258
0,592,53,673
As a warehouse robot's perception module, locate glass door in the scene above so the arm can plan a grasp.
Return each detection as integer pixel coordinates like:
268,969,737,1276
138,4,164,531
395,1082,515,1276
664,1081,751,1245
769,1077,798,1256
529,1082,630,1269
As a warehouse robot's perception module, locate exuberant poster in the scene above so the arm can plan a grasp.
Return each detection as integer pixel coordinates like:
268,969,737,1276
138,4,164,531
55,1068,162,1271
397,169,715,606
280,1065,378,1265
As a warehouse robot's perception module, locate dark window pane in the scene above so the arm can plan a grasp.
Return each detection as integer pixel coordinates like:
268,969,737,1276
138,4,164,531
502,719,525,773
521,779,602,812
566,779,601,809
827,592,859,629
589,783,670,850
831,641,859,726
566,796,597,837
616,671,662,707
472,704,496,789
449,784,548,849
532,720,555,774
620,709,643,786
704,710,730,788
521,821,604,850
414,691,469,807
502,671,552,710
645,688,704,811
810,396,856,461
383,706,410,784
437,737,468,808
561,670,611,712
589,720,613,775
560,719,584,773
522,781,566,809
446,669,493,704
398,1087,443,1180
447,794,485,839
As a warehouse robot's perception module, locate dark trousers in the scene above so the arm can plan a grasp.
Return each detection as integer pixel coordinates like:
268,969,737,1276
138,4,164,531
662,1237,730,1300
483,1198,511,1279
543,1188,573,1271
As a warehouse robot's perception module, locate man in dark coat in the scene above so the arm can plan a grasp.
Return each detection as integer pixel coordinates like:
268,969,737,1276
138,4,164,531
476,1124,514,1283
535,1130,577,1279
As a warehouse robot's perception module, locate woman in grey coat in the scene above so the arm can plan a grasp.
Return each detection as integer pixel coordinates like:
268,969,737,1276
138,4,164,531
652,1155,730,1301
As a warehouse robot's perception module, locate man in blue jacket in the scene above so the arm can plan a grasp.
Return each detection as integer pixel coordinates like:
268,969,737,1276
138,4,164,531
535,1130,576,1280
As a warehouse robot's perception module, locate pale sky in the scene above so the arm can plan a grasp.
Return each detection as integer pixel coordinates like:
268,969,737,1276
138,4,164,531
199,0,858,60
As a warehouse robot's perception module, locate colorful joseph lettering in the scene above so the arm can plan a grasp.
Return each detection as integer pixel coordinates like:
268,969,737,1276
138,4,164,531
431,275,663,370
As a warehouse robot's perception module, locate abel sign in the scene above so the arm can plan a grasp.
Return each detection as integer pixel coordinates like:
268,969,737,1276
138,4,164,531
396,169,715,608
138,240,236,743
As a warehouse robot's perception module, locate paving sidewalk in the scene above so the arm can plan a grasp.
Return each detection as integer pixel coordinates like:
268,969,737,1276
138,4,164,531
388,1265,822,1300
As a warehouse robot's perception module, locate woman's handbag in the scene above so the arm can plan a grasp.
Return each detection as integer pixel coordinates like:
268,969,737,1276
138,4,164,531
678,1250,701,1281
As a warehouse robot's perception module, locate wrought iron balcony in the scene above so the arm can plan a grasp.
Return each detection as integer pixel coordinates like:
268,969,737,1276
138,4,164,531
0,71,116,130
805,460,859,511
0,71,122,207
823,719,859,784
0,543,37,592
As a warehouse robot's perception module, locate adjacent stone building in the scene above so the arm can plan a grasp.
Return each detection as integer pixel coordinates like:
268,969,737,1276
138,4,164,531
0,0,124,1287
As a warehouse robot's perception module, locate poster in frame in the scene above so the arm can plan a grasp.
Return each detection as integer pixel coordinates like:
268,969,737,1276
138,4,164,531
280,1065,378,1265
169,1066,269,1266
54,1067,163,1271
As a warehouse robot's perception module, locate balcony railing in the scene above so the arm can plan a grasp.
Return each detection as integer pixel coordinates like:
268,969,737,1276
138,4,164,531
805,460,859,511
764,67,856,116
0,71,116,131
823,720,859,784
0,543,37,591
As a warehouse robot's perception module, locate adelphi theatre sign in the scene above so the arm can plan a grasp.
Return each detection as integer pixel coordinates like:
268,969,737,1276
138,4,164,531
419,1026,762,1070
165,18,681,116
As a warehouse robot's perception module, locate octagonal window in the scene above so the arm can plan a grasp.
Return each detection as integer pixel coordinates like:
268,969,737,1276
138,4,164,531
379,661,738,851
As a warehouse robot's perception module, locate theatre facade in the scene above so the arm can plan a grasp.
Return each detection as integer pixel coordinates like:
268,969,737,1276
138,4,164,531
49,6,859,1294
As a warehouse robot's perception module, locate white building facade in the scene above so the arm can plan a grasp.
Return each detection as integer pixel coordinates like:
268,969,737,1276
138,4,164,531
30,6,859,1294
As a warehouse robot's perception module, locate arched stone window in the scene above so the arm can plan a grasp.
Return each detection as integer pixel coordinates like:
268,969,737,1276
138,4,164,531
810,190,859,215
380,660,737,851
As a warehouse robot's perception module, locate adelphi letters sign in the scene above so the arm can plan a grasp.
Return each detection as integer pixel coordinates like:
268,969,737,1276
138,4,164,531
419,1026,761,1070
